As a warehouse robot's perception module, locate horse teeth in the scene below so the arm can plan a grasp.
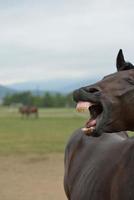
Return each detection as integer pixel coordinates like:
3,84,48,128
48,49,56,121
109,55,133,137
77,107,87,113
82,127,95,135
76,101,94,113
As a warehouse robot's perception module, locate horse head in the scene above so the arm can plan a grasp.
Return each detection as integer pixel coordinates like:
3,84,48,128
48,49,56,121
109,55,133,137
73,50,134,136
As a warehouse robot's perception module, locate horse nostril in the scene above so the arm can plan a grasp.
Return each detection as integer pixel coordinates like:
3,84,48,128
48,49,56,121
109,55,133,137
88,88,100,93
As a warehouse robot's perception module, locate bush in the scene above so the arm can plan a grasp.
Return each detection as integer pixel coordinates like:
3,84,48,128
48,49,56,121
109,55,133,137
3,92,75,108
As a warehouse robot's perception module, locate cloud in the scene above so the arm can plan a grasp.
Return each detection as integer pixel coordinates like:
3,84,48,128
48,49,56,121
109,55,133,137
0,0,134,84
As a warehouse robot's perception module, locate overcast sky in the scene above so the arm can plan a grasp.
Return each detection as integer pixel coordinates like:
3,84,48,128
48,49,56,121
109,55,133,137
0,0,134,85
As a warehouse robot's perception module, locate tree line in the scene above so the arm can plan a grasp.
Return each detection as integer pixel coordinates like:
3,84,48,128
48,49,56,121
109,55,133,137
3,91,75,108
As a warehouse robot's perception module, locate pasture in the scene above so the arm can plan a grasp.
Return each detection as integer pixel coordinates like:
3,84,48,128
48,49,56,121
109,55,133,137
0,107,87,155
0,106,87,200
0,106,133,200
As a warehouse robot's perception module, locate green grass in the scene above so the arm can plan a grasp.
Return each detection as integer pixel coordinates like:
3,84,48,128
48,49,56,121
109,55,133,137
0,107,87,155
0,106,133,155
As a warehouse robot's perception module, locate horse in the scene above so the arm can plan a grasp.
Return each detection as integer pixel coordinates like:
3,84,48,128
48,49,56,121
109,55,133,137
64,49,134,200
19,105,38,118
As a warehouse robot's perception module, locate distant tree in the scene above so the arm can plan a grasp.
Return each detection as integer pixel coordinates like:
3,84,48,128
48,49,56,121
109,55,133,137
42,92,55,107
3,91,75,108
32,96,43,107
66,93,75,107
53,93,66,107
3,92,33,106
3,95,12,106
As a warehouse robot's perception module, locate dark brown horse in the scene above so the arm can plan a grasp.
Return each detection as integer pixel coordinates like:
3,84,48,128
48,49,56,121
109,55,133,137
19,106,38,118
64,50,134,200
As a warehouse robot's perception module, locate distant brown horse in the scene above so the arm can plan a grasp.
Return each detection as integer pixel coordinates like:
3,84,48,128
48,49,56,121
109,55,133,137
19,106,38,118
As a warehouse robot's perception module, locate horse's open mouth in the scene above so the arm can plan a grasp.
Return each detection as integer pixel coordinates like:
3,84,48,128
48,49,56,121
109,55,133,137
76,101,103,135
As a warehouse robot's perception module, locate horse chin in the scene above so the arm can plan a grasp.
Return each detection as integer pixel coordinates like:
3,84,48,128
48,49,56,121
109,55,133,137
96,118,125,134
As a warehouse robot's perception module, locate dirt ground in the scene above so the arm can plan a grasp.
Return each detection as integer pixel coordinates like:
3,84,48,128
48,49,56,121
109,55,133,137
0,154,67,200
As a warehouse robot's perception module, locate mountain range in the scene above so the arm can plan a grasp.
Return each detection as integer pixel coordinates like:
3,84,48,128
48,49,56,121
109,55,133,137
0,85,15,99
0,77,100,99
8,78,98,94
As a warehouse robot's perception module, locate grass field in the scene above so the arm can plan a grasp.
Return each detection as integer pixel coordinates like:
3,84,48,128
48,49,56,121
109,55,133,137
0,107,80,199
0,106,133,155
0,106,88,155
0,106,133,200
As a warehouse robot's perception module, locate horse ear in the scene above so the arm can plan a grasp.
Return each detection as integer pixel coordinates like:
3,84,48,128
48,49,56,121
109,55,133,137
116,49,134,71
116,49,125,71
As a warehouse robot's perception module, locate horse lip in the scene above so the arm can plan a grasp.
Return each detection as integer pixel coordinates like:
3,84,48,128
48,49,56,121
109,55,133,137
94,101,109,133
73,88,100,103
